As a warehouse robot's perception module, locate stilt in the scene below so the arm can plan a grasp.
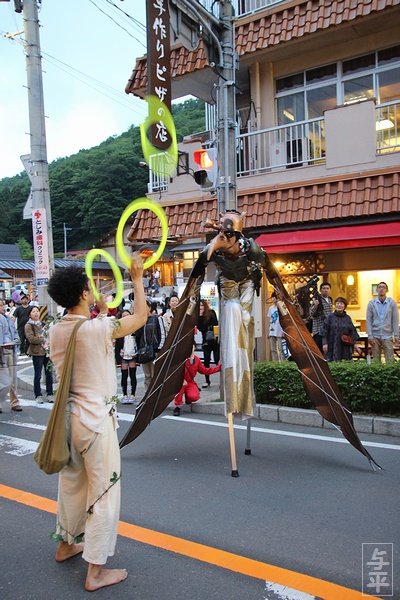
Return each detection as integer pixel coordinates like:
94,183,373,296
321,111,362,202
245,418,252,455
227,412,239,477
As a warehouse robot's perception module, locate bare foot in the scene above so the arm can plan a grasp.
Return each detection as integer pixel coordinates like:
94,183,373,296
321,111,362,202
55,541,84,562
85,567,128,591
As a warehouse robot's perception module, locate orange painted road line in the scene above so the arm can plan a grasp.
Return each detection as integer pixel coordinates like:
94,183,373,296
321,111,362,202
0,484,380,600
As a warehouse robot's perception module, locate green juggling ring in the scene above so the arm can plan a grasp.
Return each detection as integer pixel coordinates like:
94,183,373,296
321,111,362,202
85,249,124,309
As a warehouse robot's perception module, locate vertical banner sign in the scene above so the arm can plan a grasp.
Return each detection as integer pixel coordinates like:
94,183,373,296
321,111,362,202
32,208,50,286
147,0,171,150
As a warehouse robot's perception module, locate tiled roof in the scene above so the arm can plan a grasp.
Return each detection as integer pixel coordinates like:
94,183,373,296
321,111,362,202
133,172,400,239
0,269,12,279
241,171,400,228
131,199,219,241
125,39,209,96
0,259,115,271
125,0,400,95
235,0,400,54
0,244,22,261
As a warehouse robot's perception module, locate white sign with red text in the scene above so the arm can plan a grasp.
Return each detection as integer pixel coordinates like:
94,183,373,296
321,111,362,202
32,208,50,286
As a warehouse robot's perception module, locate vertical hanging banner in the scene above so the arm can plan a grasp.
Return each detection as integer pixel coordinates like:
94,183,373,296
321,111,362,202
147,0,171,150
32,208,50,286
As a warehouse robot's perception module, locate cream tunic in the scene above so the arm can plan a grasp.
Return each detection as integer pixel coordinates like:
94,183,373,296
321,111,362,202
49,315,119,433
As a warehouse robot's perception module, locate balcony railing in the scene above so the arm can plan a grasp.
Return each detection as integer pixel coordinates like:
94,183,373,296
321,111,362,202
199,0,286,18
236,118,325,176
148,153,169,194
147,102,400,191
376,100,400,154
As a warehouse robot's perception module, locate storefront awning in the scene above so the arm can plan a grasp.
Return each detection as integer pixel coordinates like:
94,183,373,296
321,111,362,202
172,242,206,253
255,222,400,253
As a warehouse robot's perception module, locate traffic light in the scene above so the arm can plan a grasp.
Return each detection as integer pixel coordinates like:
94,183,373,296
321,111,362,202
193,148,218,191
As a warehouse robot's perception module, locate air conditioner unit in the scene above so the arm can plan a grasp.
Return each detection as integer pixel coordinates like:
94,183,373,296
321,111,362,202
270,142,287,168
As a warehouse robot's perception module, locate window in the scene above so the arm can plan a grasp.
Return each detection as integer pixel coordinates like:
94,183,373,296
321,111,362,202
378,67,400,103
307,85,337,118
306,63,337,84
343,74,374,104
277,93,305,125
275,45,400,123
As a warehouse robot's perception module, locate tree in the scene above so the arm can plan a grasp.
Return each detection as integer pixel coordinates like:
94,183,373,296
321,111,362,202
0,97,206,251
17,237,34,259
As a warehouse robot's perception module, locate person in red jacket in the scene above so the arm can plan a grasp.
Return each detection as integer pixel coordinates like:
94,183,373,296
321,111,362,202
173,345,221,416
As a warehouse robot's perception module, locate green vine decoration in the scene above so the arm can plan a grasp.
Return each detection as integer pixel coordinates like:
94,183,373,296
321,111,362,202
105,394,120,405
49,528,84,545
87,472,121,515
49,471,121,542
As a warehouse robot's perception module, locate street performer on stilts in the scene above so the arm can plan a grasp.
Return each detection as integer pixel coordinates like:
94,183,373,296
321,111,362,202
200,211,277,418
199,211,280,474
121,210,381,472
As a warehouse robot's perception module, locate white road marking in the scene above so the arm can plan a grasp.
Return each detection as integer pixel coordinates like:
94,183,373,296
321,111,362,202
161,416,400,451
3,405,399,454
7,421,46,430
263,581,319,599
0,434,38,456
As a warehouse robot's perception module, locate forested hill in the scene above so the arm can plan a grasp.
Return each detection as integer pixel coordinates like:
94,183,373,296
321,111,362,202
0,97,205,254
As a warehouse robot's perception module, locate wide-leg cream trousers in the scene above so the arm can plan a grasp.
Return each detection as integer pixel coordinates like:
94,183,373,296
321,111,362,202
57,412,121,565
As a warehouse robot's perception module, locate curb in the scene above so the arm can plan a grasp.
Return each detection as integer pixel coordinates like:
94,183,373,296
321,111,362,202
17,371,400,439
190,402,400,438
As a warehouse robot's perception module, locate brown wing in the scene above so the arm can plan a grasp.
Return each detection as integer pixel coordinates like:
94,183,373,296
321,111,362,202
120,263,205,448
270,275,381,470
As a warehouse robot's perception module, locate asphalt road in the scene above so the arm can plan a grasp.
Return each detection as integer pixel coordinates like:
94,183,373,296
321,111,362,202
0,385,399,600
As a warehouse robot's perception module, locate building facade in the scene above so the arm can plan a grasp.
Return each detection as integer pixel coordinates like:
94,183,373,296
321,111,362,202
122,0,400,357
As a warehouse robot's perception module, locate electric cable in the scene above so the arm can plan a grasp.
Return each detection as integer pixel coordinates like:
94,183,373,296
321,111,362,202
88,0,146,48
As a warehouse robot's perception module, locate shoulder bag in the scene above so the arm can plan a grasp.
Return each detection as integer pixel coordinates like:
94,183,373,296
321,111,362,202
137,320,156,364
205,326,215,343
34,318,88,474
341,333,354,346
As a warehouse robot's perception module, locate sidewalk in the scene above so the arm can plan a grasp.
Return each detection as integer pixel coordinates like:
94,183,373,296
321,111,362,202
17,356,400,438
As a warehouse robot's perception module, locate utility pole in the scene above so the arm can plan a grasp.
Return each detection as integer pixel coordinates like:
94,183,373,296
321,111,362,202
216,0,237,214
164,0,237,213
22,0,54,312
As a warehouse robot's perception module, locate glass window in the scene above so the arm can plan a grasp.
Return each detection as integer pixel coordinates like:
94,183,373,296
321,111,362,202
378,67,400,103
276,72,303,93
306,63,337,84
343,53,375,75
277,93,305,125
343,74,374,104
274,45,400,127
378,45,400,66
306,85,337,118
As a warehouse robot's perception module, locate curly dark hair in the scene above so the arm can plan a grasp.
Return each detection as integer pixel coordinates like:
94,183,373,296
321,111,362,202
47,265,90,310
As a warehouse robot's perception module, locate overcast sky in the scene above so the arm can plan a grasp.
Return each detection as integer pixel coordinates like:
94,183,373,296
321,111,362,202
0,0,150,179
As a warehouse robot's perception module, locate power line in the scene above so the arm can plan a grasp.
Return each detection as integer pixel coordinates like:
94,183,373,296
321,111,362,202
41,50,147,119
1,30,147,122
100,0,147,33
88,0,147,49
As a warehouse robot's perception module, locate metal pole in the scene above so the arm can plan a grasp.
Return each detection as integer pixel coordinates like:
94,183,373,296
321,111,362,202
23,0,54,313
63,223,72,259
245,419,252,455
63,223,67,259
217,0,237,214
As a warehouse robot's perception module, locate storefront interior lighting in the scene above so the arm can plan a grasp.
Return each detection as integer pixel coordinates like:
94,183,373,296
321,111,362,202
347,274,355,286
